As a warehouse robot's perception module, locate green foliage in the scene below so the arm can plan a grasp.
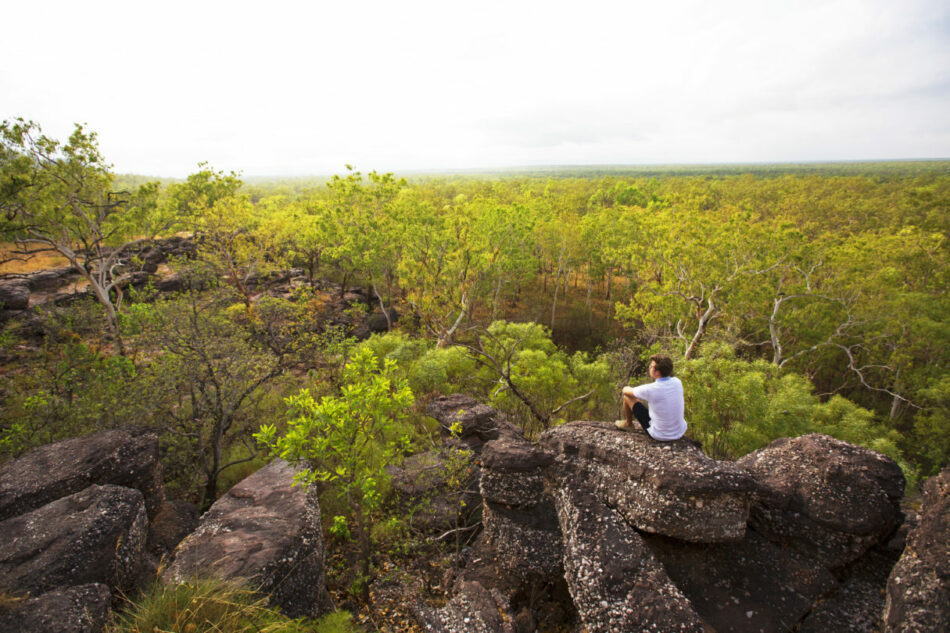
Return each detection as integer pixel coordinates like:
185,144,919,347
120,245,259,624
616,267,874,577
0,118,173,352
910,375,950,475
407,345,479,396
350,332,480,397
0,303,143,459
679,344,912,480
107,578,359,633
129,288,293,504
477,320,613,434
256,347,415,600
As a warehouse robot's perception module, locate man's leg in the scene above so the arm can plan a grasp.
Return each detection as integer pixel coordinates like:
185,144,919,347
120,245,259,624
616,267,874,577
631,402,651,434
621,392,636,426
619,391,650,433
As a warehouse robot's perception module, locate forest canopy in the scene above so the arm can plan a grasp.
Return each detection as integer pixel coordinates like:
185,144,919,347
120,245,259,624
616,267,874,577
2,118,948,491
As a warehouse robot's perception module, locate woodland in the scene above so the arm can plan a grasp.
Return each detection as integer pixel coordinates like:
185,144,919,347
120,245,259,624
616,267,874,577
1,118,948,629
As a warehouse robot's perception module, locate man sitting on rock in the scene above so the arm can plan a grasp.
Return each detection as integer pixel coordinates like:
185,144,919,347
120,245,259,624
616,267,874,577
616,355,687,441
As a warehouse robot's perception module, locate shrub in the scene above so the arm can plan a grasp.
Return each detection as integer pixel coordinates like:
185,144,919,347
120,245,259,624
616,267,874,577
107,578,360,633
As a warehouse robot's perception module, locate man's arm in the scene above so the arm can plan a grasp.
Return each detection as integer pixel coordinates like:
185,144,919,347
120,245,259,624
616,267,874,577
623,385,648,405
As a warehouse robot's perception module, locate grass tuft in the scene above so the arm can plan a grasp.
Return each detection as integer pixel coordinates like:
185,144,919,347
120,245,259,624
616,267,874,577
107,577,359,633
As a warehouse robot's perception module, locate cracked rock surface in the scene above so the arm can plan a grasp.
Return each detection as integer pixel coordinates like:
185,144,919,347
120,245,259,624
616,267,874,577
541,421,756,542
553,482,705,632
0,583,111,633
0,484,147,597
738,433,905,569
0,428,165,521
163,459,333,619
884,466,950,632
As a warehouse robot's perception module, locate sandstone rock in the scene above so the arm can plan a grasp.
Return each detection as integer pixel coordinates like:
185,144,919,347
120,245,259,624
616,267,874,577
738,434,905,568
0,583,111,633
883,467,950,633
163,459,333,619
798,549,895,633
387,449,480,534
0,484,147,597
367,307,399,333
427,395,521,454
0,280,30,311
479,431,563,583
147,498,200,557
155,273,185,293
643,529,838,633
553,483,705,633
0,428,165,521
412,580,516,633
541,421,756,542
449,536,577,631
25,267,81,291
479,433,553,509
481,500,563,583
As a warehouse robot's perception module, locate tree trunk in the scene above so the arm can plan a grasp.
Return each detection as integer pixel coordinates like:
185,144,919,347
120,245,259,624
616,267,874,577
491,275,503,322
438,294,468,348
684,298,716,360
550,248,565,329
371,283,391,331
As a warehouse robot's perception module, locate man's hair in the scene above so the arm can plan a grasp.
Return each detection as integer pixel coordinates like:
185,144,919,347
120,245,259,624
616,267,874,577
651,355,674,377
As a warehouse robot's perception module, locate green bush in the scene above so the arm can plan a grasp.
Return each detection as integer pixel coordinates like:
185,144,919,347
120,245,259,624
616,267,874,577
680,344,914,483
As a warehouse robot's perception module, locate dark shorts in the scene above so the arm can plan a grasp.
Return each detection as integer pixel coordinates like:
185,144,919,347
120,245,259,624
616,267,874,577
632,402,651,434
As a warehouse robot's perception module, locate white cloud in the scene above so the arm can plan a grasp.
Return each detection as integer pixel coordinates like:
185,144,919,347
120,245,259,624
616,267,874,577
2,0,948,176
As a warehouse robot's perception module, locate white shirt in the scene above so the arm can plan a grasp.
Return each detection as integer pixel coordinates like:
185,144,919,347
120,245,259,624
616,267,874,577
632,376,687,441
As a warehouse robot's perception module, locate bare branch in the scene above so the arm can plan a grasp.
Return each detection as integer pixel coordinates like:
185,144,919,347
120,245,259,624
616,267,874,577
551,390,594,415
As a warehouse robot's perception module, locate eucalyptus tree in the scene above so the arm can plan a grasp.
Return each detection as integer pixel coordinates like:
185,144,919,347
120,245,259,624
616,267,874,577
0,118,165,354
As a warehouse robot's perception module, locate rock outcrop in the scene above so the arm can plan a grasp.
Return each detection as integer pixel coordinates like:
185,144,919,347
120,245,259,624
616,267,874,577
386,448,480,534
0,428,165,521
427,394,522,454
416,400,915,633
164,459,333,619
0,280,30,311
0,392,925,632
542,421,757,542
738,434,905,568
0,583,112,633
412,580,517,633
798,549,897,633
643,530,838,632
479,431,562,584
883,466,950,632
553,482,705,632
0,484,147,597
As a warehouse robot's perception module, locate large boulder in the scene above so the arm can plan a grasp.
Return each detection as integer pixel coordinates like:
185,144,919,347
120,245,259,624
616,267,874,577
0,583,111,633
480,433,562,584
412,580,516,633
642,529,838,633
479,432,553,509
0,484,147,597
883,467,950,632
541,421,756,542
737,434,905,568
386,448,480,534
427,395,521,454
798,549,896,633
0,428,165,522
0,280,30,311
163,459,333,619
147,498,200,557
25,267,81,291
553,482,705,632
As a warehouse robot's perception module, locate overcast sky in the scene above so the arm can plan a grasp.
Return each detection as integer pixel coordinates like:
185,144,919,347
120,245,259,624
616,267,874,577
3,0,949,177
